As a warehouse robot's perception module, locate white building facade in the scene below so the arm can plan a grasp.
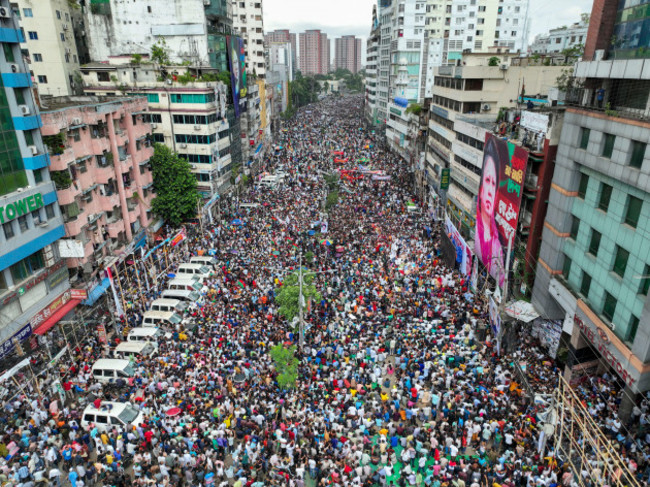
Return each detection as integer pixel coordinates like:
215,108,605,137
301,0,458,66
231,0,266,78
530,18,589,55
14,0,81,96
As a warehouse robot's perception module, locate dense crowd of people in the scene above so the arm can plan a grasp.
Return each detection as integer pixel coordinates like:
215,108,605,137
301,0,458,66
0,96,649,487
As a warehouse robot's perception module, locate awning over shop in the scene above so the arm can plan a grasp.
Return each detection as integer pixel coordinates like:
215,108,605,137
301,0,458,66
504,300,540,323
33,299,81,335
82,277,110,306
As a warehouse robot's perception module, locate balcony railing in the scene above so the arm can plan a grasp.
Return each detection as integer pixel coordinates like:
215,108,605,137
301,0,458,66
564,87,650,122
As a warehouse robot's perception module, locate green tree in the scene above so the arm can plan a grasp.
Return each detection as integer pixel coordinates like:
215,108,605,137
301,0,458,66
325,191,339,211
488,56,500,67
332,68,352,79
150,144,201,226
151,39,171,78
269,344,299,389
275,270,322,323
405,103,422,116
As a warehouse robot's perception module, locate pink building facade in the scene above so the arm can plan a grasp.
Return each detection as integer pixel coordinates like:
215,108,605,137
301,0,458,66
41,97,155,277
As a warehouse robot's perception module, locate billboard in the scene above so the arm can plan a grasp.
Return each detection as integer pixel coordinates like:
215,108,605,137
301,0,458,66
475,134,528,288
444,216,473,276
227,36,247,118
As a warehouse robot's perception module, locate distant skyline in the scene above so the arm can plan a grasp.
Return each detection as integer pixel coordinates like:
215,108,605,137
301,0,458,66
263,0,594,63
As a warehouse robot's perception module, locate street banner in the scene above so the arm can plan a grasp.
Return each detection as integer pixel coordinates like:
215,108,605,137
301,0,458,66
475,134,528,288
444,216,473,276
105,266,124,318
170,229,186,247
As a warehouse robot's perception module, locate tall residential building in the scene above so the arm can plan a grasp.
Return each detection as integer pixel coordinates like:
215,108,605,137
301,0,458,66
268,41,294,82
532,0,650,410
81,0,232,65
14,0,81,96
530,15,589,55
41,96,155,278
365,5,380,125
424,53,565,226
264,29,297,75
299,30,330,76
383,0,427,158
80,62,233,198
231,0,266,78
0,0,74,351
334,36,362,73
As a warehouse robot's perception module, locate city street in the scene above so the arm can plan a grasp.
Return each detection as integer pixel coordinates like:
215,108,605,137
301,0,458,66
1,95,644,487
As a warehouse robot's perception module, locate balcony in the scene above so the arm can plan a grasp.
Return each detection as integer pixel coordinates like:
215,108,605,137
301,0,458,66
124,184,136,199
118,156,131,173
99,192,121,211
115,130,128,146
128,205,141,223
65,213,88,237
564,86,650,122
57,182,82,206
95,164,115,184
49,148,74,171
106,218,126,239
91,138,110,155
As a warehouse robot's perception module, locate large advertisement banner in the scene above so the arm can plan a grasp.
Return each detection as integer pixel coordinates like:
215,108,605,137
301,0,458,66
227,36,247,118
444,216,473,276
475,134,528,288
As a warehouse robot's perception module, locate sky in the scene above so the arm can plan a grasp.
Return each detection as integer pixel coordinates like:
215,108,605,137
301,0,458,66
263,0,593,62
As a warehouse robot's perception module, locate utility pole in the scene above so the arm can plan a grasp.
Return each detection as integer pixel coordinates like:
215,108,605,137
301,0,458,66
298,252,304,351
497,233,514,355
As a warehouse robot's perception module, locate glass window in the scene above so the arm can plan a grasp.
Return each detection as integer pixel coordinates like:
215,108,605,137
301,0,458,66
3,44,14,63
602,133,615,158
639,265,650,296
569,215,580,240
602,292,617,322
146,93,159,103
598,183,613,212
613,245,629,277
580,271,592,297
588,229,601,256
562,254,571,279
630,141,646,168
37,75,47,84
60,33,65,42
45,204,55,219
0,76,27,196
0,271,6,290
23,8,33,17
56,10,61,19
2,222,14,240
10,251,44,282
627,315,640,343
18,215,28,232
624,195,642,228
579,128,590,149
28,32,38,40
577,173,588,199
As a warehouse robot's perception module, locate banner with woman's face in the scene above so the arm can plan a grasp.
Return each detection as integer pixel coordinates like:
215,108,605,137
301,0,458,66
475,134,528,286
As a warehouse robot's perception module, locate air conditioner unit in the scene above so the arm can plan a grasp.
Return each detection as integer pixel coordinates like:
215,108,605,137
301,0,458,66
150,123,157,129
191,164,197,169
38,221,49,228
482,103,491,111
72,117,82,125
0,7,10,18
9,63,20,73
28,145,38,155
19,105,30,115
179,143,187,148
63,23,69,30
194,125,202,131
499,64,508,70
204,0,211,4
65,47,71,55
82,194,92,202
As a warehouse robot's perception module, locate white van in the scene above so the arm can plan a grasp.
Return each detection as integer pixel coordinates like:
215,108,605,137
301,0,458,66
141,310,182,328
189,256,218,270
127,327,162,347
259,176,278,189
114,341,156,360
91,359,136,384
161,289,201,302
177,263,212,280
167,277,203,292
150,298,187,314
81,402,145,432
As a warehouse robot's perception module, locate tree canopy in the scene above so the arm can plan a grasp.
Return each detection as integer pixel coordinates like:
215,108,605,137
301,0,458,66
275,269,322,323
269,344,299,389
150,144,202,226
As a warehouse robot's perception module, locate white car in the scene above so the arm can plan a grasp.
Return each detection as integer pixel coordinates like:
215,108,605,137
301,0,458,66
81,401,145,432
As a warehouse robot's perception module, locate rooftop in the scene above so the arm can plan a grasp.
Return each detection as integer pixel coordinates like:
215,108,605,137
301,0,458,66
41,95,145,111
